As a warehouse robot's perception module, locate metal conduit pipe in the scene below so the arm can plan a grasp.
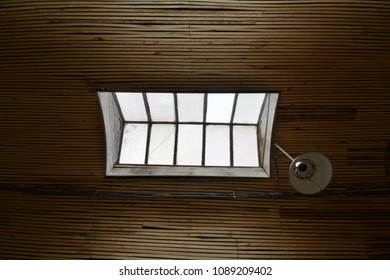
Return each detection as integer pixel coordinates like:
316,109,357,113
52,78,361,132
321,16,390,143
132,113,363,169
1,185,390,199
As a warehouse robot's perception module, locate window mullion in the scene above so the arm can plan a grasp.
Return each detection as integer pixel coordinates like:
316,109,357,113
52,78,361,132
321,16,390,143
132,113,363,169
256,123,262,167
202,93,208,166
173,93,179,165
230,93,238,167
257,93,268,126
113,92,125,122
143,92,152,164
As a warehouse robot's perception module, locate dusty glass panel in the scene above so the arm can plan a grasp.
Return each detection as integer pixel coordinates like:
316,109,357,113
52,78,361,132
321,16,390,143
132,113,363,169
233,93,265,124
146,92,175,122
177,124,203,166
233,126,259,167
119,123,148,164
206,93,235,123
116,92,147,121
205,125,230,166
148,124,176,165
177,93,204,122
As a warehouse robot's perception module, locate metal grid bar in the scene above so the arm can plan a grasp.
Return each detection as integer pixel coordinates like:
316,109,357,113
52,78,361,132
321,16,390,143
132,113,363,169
173,93,179,165
229,93,238,166
142,92,152,164
201,93,208,166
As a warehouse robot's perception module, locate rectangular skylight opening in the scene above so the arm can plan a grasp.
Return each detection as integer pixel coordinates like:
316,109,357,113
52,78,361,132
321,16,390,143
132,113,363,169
98,91,279,177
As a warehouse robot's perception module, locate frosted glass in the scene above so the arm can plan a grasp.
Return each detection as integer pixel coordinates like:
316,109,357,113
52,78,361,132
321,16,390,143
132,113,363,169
119,123,148,164
116,92,147,121
233,126,259,167
148,124,176,165
177,125,203,166
205,125,230,166
206,93,235,123
146,92,175,122
177,93,204,122
233,93,265,124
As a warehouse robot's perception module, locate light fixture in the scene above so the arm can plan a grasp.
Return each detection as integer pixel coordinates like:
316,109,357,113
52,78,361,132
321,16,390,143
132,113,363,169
275,143,332,194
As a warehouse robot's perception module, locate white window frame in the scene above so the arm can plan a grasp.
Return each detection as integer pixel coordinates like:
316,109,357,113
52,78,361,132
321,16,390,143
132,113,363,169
98,91,279,177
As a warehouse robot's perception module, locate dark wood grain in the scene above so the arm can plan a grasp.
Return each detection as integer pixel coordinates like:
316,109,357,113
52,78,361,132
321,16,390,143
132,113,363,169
0,0,389,259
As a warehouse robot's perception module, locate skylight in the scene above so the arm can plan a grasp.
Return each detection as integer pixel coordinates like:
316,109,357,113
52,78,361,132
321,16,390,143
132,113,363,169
98,91,279,177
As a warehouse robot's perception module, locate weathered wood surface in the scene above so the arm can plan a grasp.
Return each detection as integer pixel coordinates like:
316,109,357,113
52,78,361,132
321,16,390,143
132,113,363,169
0,1,389,259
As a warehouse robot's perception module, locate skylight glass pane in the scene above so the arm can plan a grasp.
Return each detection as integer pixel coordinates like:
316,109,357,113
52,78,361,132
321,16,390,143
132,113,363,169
233,93,265,124
205,125,230,166
148,124,175,165
177,93,204,122
115,92,147,121
206,93,235,123
146,92,175,122
233,126,259,167
119,123,148,164
177,124,203,166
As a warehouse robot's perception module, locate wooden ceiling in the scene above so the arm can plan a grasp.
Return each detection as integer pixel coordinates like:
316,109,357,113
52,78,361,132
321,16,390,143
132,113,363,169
0,1,389,259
